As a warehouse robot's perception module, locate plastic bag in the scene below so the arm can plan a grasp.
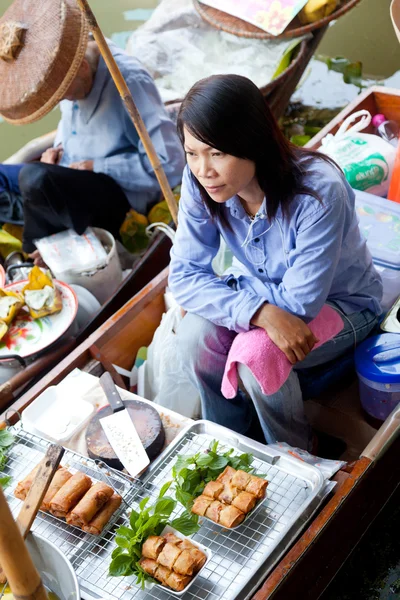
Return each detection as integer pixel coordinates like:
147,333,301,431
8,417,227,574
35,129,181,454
144,304,201,419
320,110,397,197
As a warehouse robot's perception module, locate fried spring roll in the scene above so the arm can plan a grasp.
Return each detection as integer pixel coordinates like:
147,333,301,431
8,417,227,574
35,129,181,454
82,493,122,535
246,475,268,499
154,564,171,586
191,495,213,517
219,505,245,528
141,535,166,560
163,532,182,545
14,464,42,500
187,547,207,572
203,480,224,499
205,500,224,523
216,465,235,485
173,549,196,576
41,468,72,512
49,472,92,518
166,571,191,592
232,491,257,514
157,542,182,570
218,483,239,505
66,481,114,527
139,557,158,577
231,469,252,490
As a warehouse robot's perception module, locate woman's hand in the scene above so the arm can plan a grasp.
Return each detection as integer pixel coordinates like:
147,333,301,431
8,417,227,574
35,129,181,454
40,146,63,165
251,303,319,365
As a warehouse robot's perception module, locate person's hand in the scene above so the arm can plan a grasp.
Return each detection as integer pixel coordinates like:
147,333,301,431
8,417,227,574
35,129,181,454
69,160,94,171
40,146,63,165
28,250,48,268
251,303,319,365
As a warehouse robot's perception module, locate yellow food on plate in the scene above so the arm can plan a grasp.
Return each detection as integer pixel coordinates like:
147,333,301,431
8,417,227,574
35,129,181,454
23,266,62,319
298,0,338,24
0,320,8,342
0,289,23,325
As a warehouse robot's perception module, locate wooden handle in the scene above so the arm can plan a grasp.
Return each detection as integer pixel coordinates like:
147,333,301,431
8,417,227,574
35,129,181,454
0,337,76,408
76,0,179,225
361,402,400,461
0,444,64,585
0,486,48,599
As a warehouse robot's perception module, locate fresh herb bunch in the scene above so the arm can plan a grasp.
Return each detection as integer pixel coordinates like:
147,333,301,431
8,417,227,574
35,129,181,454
0,429,14,488
109,481,199,587
172,440,255,511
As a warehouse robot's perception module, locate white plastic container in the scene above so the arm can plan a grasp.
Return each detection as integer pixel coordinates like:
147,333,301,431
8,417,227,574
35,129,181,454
355,189,400,310
21,385,94,443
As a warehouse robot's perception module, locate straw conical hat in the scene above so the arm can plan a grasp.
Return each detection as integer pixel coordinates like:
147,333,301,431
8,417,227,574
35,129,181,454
391,0,400,44
0,0,89,125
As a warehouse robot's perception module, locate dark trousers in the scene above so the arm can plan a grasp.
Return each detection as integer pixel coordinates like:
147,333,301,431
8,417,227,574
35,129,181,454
18,163,130,252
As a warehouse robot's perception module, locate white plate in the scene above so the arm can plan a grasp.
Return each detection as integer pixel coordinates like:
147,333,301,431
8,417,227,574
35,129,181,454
0,280,78,359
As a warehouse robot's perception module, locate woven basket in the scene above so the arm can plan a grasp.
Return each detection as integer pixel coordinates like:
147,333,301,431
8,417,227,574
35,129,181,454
194,0,362,40
0,0,89,125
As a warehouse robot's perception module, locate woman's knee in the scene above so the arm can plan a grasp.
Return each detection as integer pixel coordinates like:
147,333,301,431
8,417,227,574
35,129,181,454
18,164,50,199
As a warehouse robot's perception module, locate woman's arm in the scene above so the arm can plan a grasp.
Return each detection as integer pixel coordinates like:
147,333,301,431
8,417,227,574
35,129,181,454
169,167,265,332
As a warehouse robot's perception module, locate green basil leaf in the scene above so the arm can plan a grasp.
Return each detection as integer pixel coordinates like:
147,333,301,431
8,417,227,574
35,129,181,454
0,475,11,488
109,554,134,577
111,547,125,559
159,481,172,498
208,456,228,470
115,536,130,549
139,497,149,511
175,488,193,509
116,525,135,539
209,440,219,454
170,512,200,536
0,430,14,448
196,454,213,467
154,497,176,517
129,509,140,529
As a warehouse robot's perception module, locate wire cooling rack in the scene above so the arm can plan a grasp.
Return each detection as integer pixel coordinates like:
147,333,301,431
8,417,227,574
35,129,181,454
2,423,325,600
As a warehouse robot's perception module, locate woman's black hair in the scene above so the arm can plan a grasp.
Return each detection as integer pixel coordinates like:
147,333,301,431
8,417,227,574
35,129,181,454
177,74,338,223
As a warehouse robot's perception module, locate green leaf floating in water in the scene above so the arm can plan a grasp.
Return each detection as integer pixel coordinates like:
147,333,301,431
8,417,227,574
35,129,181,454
319,55,364,89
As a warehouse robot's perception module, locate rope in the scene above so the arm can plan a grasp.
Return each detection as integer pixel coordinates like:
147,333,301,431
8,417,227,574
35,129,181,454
0,22,27,63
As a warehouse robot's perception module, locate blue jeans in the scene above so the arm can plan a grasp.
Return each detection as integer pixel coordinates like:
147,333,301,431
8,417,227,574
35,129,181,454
177,306,378,450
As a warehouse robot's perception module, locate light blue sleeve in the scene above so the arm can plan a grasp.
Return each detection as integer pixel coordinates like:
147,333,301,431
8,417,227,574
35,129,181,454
93,74,183,192
168,168,266,332
259,181,347,320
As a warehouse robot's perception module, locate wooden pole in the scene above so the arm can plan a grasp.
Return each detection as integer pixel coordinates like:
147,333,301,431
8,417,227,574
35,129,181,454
76,0,179,226
0,486,48,599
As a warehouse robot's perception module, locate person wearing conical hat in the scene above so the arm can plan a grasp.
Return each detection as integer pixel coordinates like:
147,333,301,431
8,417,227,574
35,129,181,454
0,0,184,253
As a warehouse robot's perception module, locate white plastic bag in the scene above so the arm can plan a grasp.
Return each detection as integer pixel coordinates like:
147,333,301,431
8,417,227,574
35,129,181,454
320,110,397,197
144,305,201,419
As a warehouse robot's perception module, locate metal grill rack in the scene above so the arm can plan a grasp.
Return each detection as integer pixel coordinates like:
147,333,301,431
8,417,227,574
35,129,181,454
2,423,325,600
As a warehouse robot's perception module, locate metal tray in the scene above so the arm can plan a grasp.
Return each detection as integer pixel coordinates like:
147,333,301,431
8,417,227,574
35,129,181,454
2,422,326,600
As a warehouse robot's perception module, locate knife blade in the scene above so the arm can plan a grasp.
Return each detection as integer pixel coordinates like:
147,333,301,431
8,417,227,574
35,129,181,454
99,372,150,477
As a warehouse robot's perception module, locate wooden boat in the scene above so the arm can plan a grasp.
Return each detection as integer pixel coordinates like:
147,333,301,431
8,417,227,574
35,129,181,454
3,253,400,598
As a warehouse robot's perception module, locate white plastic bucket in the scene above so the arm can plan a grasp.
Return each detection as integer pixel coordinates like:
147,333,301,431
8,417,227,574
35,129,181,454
52,228,122,305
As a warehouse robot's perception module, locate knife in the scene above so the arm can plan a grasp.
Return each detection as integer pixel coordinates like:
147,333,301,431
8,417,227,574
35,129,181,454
99,372,150,477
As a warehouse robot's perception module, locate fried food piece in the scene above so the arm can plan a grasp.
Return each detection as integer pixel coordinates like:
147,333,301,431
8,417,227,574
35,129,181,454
82,493,122,535
139,557,158,577
191,495,213,517
219,505,245,528
246,475,268,499
141,536,166,560
49,472,92,518
14,464,43,500
205,500,224,523
66,481,114,527
166,571,191,592
232,491,257,514
203,480,224,499
157,542,182,570
231,469,252,490
171,549,196,576
0,289,23,327
154,564,171,586
163,532,182,545
23,266,62,319
218,483,239,505
216,466,236,485
41,468,72,511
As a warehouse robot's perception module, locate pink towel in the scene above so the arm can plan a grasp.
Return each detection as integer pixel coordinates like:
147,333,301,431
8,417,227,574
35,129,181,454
221,305,344,398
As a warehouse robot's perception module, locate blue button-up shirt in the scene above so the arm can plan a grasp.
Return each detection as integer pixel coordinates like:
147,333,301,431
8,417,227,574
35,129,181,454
169,160,382,333
54,42,184,213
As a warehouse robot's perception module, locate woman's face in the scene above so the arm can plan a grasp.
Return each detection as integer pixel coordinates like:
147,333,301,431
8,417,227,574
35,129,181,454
183,127,259,203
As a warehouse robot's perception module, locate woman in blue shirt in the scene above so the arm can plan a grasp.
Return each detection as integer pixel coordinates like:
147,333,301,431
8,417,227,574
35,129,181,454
169,74,382,450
